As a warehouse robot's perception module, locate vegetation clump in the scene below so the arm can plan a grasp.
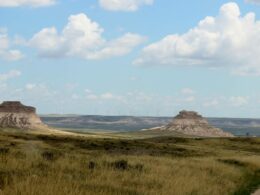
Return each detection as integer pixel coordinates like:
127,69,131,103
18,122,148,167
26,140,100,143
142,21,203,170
218,159,247,167
111,160,128,170
88,161,96,170
41,151,60,161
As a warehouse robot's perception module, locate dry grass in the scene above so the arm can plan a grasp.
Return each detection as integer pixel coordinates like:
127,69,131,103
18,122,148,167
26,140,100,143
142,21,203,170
0,130,259,195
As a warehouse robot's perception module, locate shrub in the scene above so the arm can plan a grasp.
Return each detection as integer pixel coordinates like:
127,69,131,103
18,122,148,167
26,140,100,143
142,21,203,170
218,159,246,167
32,162,49,172
41,151,55,161
112,160,128,170
0,171,12,190
134,163,144,172
0,148,9,162
9,142,16,147
0,148,9,155
88,161,96,170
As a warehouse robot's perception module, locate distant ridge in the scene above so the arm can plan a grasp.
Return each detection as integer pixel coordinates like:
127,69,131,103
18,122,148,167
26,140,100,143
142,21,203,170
40,114,260,136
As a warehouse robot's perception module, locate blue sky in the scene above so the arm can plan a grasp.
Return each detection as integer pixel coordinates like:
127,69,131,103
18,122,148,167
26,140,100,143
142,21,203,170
1,0,260,117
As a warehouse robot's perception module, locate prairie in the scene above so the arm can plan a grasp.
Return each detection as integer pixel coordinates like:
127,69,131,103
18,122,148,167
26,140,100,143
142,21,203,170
0,129,259,195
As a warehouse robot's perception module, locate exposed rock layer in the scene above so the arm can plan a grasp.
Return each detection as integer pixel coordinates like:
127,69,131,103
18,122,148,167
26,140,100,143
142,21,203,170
0,101,44,129
144,111,234,137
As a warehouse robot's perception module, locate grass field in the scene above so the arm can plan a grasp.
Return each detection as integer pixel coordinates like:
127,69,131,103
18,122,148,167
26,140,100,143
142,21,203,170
0,129,259,195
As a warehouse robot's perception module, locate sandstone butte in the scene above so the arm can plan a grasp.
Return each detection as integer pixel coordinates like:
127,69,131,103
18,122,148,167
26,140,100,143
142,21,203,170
0,101,45,129
143,110,234,137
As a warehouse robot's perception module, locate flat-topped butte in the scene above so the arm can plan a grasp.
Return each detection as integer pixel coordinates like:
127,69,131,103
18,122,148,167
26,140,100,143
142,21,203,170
0,101,36,113
143,110,234,137
0,101,44,129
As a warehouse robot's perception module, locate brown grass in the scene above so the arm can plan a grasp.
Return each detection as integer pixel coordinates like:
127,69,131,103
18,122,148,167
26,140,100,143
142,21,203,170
0,130,259,195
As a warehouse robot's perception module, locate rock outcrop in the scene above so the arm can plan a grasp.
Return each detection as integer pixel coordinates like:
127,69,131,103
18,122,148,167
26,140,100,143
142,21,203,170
143,110,234,137
0,101,45,129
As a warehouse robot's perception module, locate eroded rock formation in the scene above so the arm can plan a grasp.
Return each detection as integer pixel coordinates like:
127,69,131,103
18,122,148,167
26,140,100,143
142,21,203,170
0,101,45,129
144,110,234,137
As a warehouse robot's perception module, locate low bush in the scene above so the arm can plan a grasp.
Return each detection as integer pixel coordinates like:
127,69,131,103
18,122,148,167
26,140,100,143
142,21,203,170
112,160,128,170
0,148,9,155
41,151,58,161
88,161,96,170
218,159,246,167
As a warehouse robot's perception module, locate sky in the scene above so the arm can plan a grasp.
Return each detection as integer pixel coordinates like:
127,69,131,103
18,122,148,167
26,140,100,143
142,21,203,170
1,0,260,118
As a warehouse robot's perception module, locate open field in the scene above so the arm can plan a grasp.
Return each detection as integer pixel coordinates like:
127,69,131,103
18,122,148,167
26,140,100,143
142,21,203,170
0,129,259,195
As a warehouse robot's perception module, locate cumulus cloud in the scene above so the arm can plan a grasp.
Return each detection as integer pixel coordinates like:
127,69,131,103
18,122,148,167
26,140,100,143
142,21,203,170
0,70,21,91
181,88,195,95
25,83,37,90
245,0,260,5
71,94,80,100
99,0,154,11
229,96,249,107
135,2,260,76
0,30,23,61
87,33,146,59
203,99,219,107
100,92,123,101
85,91,123,101
182,96,196,103
0,70,21,82
0,0,56,7
29,13,145,60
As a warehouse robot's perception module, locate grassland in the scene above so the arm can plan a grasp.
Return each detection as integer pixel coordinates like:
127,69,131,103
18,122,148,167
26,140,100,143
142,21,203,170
0,129,259,195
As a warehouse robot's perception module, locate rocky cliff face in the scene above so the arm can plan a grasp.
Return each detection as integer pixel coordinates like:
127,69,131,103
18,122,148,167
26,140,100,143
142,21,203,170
0,101,45,129
144,111,234,137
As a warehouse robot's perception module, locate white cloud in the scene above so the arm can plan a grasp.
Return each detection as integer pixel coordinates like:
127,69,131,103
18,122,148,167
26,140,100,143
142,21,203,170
72,94,80,100
0,0,56,7
87,33,146,59
135,2,260,76
245,0,260,5
10,84,58,108
30,13,145,60
0,30,23,61
181,88,195,95
100,92,114,100
203,99,219,107
229,96,249,107
85,89,92,94
183,96,196,103
0,70,21,82
99,0,154,12
25,83,37,90
0,79,256,116
85,92,123,101
100,92,122,100
86,94,98,100
64,83,78,91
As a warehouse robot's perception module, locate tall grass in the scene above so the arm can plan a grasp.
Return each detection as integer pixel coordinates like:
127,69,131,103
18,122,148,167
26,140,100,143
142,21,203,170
0,131,259,195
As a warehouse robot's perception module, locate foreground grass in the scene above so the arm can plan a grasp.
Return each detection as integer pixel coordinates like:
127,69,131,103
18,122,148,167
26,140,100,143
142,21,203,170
0,130,259,195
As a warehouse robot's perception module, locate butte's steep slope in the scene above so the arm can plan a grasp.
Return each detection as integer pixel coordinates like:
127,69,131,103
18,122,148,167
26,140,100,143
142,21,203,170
144,111,234,137
0,101,45,129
